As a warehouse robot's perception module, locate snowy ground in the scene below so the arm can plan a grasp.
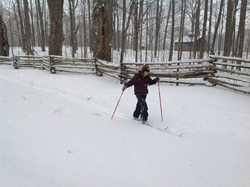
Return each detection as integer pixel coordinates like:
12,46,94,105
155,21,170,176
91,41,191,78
1,64,250,187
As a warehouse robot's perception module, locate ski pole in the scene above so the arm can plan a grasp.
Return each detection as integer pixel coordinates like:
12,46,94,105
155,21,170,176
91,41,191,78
111,91,124,119
158,82,163,122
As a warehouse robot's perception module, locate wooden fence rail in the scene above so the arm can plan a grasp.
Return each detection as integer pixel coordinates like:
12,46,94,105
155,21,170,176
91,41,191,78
48,55,96,74
0,56,12,65
209,55,250,94
0,55,249,94
12,55,43,69
120,59,216,86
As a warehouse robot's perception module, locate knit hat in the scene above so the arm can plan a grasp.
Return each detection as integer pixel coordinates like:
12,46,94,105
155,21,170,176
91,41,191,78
141,65,150,73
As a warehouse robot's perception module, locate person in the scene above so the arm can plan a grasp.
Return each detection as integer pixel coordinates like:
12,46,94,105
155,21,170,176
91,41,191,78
122,65,159,124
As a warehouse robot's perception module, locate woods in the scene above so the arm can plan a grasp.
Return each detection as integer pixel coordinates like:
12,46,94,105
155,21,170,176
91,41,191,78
0,0,250,62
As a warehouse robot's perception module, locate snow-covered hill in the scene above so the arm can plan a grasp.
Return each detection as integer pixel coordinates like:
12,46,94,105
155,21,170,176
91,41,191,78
1,64,250,187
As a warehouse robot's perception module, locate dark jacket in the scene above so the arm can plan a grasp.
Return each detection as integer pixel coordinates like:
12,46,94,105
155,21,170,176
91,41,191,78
125,71,157,95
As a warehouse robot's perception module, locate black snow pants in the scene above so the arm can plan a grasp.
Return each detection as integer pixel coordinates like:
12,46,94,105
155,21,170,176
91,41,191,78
133,95,148,121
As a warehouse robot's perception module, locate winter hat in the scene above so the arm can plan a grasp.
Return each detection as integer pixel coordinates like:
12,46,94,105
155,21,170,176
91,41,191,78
141,65,150,73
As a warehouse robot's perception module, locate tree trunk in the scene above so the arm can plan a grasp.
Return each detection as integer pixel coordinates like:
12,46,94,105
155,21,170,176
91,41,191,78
29,0,36,47
120,0,126,65
211,0,224,55
87,0,93,52
138,0,143,62
133,0,138,62
145,1,149,61
0,14,9,56
199,0,208,59
121,0,134,62
69,0,79,57
193,0,200,59
218,6,224,56
162,1,171,51
92,0,113,62
13,3,22,47
237,0,247,58
82,1,87,58
230,0,238,58
246,37,250,59
35,4,41,47
8,4,14,56
43,0,49,46
223,0,237,57
113,1,117,51
168,0,174,61
177,0,185,60
17,0,26,51
47,0,64,56
36,0,46,51
207,0,212,56
154,0,160,58
23,0,33,55
120,0,127,83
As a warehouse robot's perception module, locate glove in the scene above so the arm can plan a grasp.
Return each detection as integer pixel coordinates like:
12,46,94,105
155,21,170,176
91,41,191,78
155,77,160,82
122,85,127,91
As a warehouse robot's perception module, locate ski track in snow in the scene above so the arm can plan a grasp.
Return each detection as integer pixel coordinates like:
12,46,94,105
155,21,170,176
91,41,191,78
0,72,182,136
0,74,131,121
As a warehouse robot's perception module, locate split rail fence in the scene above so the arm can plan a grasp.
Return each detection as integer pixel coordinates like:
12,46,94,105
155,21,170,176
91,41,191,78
208,55,250,94
0,55,249,94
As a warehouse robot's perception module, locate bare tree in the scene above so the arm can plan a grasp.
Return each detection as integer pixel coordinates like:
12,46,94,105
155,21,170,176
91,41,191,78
47,0,64,55
112,0,118,51
223,0,238,57
217,4,225,56
133,0,143,62
207,0,212,56
120,0,134,64
69,0,79,57
17,0,26,51
236,0,247,58
169,0,175,61
0,14,9,56
29,0,36,47
211,0,224,55
145,1,149,61
23,0,33,55
186,0,197,59
162,1,171,51
92,0,113,61
154,0,160,58
87,0,93,52
13,2,22,47
199,0,208,59
246,33,250,59
36,0,46,51
80,0,88,58
43,0,49,46
193,0,200,59
177,0,185,60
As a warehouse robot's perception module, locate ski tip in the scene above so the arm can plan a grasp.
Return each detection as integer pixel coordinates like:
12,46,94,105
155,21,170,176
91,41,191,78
179,133,184,137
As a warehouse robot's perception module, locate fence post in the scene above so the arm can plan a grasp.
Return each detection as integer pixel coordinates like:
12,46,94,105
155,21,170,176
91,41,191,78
13,55,18,69
49,55,56,74
120,60,123,84
94,58,98,76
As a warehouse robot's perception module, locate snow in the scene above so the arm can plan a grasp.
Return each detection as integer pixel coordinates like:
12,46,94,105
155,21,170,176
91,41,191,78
1,63,250,187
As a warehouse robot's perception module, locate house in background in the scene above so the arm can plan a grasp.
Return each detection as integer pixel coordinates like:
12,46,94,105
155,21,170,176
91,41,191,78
174,34,211,51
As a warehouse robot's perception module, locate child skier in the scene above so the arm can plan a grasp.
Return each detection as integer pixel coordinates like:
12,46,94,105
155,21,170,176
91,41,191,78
122,65,159,124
